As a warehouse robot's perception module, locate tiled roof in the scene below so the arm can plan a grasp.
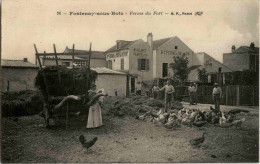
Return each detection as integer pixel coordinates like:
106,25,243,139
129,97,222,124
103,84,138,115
152,37,172,50
1,59,38,68
91,67,127,75
234,46,259,54
105,40,140,53
64,48,106,59
105,37,175,53
42,55,86,60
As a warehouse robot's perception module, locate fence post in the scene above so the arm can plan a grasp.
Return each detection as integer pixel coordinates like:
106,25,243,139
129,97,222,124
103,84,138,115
236,85,240,106
252,86,255,106
225,86,228,105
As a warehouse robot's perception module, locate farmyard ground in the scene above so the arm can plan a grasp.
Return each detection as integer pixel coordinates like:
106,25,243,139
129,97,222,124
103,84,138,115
1,103,259,163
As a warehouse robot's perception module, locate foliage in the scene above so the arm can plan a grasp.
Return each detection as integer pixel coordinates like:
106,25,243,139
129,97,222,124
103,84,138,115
169,56,201,82
35,66,98,96
1,90,44,117
197,68,208,83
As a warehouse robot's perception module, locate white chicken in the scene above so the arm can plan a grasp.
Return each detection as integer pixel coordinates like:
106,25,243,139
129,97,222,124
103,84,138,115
157,109,163,116
219,112,227,125
230,118,245,127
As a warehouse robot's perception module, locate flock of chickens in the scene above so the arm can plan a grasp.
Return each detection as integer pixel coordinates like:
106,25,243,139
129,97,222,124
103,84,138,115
136,106,247,129
136,106,248,147
77,105,249,151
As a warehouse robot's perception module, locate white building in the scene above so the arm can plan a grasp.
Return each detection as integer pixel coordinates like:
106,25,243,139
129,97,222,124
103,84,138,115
105,33,194,90
91,67,133,96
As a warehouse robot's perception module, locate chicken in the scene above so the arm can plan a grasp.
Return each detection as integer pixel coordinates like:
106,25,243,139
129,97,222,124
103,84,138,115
157,109,163,116
226,113,235,123
190,111,198,119
216,118,245,128
228,109,249,115
163,122,174,129
163,113,170,120
219,112,227,125
153,117,160,124
164,121,181,130
210,106,217,112
153,116,165,125
197,110,205,120
193,121,207,127
204,111,212,122
136,110,152,120
79,135,98,150
230,118,245,127
150,113,159,118
190,132,205,147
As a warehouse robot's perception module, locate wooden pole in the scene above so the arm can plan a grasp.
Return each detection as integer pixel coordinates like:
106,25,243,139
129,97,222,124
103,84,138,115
34,44,50,127
84,43,92,105
53,44,61,84
72,44,75,69
53,44,59,66
72,44,75,88
88,42,92,68
34,44,42,69
43,51,46,66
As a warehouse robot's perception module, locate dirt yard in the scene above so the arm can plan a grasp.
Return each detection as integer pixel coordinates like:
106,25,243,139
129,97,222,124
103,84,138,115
1,102,259,163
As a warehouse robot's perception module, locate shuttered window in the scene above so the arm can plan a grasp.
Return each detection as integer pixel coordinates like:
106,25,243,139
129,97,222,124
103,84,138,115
121,58,124,70
138,59,149,71
145,59,149,70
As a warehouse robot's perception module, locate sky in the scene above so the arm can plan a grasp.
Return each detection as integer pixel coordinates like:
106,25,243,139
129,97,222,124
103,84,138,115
1,0,259,64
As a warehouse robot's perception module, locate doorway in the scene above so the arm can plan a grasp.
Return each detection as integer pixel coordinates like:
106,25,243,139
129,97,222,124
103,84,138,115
162,63,168,77
131,78,135,93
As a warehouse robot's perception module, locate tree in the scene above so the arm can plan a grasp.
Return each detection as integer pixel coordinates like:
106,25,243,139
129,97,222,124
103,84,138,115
169,56,201,82
197,68,208,83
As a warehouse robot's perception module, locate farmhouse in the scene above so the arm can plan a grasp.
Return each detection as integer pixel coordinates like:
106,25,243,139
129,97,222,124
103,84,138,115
105,33,194,87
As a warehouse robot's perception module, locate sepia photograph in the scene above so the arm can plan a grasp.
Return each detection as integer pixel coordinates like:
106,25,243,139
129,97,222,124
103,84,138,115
0,0,259,163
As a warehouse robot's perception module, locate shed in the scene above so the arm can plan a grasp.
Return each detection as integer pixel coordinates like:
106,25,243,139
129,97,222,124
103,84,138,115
91,67,133,97
1,58,39,92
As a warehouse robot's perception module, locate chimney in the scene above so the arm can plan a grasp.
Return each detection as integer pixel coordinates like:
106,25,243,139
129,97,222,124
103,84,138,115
23,58,28,62
116,40,121,50
231,45,236,53
250,42,255,50
147,33,153,49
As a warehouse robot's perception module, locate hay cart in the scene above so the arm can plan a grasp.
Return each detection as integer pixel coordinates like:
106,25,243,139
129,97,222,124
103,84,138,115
34,44,98,128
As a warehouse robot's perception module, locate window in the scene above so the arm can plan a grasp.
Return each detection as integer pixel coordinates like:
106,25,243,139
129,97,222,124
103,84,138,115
107,60,112,69
75,61,87,67
121,58,124,70
62,61,70,67
138,59,149,71
175,46,178,49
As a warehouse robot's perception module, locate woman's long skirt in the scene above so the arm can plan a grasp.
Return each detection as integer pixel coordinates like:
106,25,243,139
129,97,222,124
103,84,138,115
87,103,103,128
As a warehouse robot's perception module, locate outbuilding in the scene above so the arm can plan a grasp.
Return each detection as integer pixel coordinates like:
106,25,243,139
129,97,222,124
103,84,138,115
1,58,39,92
91,67,135,97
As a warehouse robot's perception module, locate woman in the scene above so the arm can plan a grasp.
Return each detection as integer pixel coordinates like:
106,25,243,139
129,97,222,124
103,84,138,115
87,85,106,129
